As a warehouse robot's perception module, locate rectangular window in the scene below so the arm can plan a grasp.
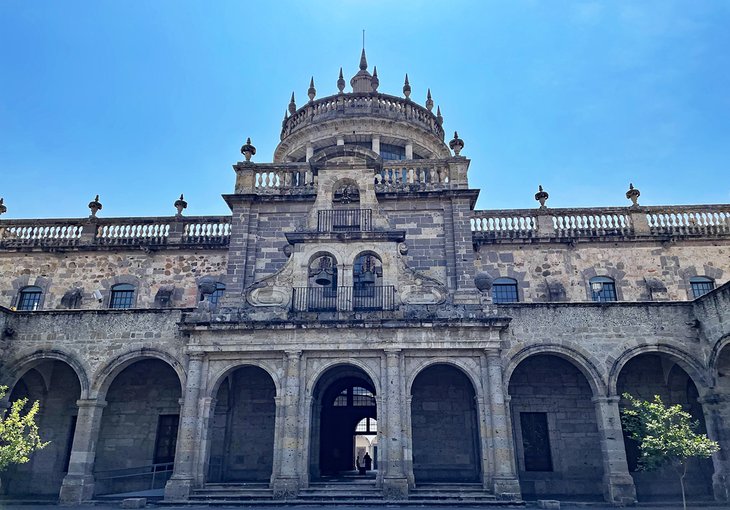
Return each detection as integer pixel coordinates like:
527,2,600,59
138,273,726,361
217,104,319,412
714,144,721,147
691,281,714,299
520,412,553,471
591,282,617,302
493,284,519,303
154,414,179,464
17,290,42,311
109,289,135,309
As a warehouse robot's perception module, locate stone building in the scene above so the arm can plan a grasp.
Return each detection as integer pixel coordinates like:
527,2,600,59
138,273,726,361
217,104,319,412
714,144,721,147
1,51,729,504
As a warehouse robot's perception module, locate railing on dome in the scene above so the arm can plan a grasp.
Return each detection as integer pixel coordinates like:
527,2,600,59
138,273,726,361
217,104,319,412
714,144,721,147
0,216,232,249
281,92,445,141
472,204,730,240
376,160,452,192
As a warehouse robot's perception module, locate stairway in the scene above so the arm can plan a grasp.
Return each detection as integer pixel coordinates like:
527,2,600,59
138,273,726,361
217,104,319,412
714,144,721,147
297,480,382,502
409,483,499,503
187,482,274,503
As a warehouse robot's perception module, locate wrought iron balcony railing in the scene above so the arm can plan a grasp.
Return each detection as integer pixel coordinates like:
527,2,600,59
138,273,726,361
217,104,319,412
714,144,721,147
317,209,372,232
292,285,396,312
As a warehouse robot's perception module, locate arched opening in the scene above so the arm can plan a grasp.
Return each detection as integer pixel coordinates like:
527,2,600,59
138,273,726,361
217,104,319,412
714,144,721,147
617,353,713,500
508,354,603,498
310,365,377,481
1,360,81,497
94,359,182,496
352,252,387,310
206,365,276,483
411,364,481,483
306,254,338,312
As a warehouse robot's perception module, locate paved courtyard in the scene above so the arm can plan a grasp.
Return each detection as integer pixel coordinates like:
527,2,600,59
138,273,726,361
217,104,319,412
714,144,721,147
0,504,726,510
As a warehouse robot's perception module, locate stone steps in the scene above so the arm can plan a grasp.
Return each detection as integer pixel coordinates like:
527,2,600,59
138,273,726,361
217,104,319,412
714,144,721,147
298,482,383,501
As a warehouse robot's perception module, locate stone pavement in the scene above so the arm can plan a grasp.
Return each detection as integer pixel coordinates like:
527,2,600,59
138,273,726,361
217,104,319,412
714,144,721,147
0,504,727,510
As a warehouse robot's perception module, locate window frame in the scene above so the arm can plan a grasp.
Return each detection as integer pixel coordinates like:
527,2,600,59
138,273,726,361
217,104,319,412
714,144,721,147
16,286,43,311
492,277,519,304
689,276,715,299
109,283,136,309
589,276,617,302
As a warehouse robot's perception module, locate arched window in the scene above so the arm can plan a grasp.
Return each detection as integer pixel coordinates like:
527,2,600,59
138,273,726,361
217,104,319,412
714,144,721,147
110,283,135,309
353,253,382,290
355,417,378,434
689,276,715,299
332,386,376,407
306,254,338,311
492,277,518,303
16,286,42,311
201,282,226,307
590,276,617,302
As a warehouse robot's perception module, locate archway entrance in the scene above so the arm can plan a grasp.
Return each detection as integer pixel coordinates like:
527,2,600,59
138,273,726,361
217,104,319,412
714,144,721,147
617,353,713,500
310,365,377,480
508,354,603,498
2,360,81,497
95,359,182,496
207,366,276,483
411,364,481,483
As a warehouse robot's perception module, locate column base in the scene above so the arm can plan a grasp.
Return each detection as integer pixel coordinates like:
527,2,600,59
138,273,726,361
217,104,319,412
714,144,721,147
712,472,729,501
603,474,636,505
164,476,194,501
493,476,522,500
272,477,300,499
383,476,409,500
59,474,95,504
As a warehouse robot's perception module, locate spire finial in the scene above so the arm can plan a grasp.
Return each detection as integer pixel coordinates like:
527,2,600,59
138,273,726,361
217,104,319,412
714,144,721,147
359,48,368,70
288,92,296,114
371,66,379,92
308,77,316,102
424,88,434,111
174,193,188,216
535,185,549,209
88,195,102,218
0,197,6,216
403,74,411,100
337,67,345,93
449,131,464,157
241,137,257,162
436,105,443,125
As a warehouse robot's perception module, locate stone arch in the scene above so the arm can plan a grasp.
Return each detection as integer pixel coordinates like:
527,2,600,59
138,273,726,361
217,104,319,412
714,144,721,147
708,333,730,381
306,359,381,398
407,357,483,397
3,349,90,399
206,360,281,399
608,344,708,396
505,344,607,396
309,145,383,170
91,348,185,399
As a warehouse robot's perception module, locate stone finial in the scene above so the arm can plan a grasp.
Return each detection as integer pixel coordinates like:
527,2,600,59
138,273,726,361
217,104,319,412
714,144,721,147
0,198,6,216
436,105,443,125
371,66,379,92
626,183,641,207
174,194,188,216
88,195,102,218
426,88,434,111
535,185,549,209
359,48,368,70
337,67,345,93
241,137,257,162
308,77,316,102
403,74,411,100
288,92,297,115
449,131,464,156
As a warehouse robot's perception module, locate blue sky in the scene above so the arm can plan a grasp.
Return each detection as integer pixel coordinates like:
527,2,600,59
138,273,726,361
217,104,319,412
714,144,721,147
1,1,729,218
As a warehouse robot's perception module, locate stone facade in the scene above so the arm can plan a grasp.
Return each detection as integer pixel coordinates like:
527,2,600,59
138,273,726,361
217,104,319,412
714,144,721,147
1,51,730,505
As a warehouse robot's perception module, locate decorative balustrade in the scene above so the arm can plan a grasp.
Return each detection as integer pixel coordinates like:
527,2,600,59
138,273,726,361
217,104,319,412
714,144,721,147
250,165,316,194
471,210,537,238
281,93,444,140
473,204,730,241
646,205,730,235
317,209,373,232
0,219,85,247
0,216,231,249
291,285,396,312
376,160,452,192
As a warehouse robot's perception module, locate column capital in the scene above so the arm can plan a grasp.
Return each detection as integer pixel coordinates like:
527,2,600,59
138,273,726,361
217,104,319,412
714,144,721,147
592,396,621,405
484,349,502,360
76,398,107,409
384,348,402,357
188,353,205,362
285,350,303,359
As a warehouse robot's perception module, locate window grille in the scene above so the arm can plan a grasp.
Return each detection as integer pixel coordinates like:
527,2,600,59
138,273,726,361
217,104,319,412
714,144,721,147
690,276,714,299
590,276,617,302
492,278,519,303
110,283,135,309
17,286,42,311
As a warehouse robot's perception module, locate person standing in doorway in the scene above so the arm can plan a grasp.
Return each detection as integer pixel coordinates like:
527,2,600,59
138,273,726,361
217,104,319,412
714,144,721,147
363,452,372,471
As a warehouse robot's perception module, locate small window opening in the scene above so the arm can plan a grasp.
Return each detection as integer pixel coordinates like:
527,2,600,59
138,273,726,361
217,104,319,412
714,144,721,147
590,276,617,302
690,276,715,299
17,286,42,311
520,412,553,471
110,283,135,309
492,277,519,303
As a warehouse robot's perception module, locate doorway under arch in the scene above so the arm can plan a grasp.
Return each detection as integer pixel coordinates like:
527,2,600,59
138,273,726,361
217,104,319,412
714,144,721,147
410,364,481,483
309,364,377,480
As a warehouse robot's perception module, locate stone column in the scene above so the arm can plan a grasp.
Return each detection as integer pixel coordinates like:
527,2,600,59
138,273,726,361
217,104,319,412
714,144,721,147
382,349,408,498
403,395,415,488
405,142,413,160
485,351,521,498
194,396,216,486
592,396,637,504
306,144,314,162
165,354,204,501
273,350,302,498
59,399,107,503
699,392,730,501
371,136,380,155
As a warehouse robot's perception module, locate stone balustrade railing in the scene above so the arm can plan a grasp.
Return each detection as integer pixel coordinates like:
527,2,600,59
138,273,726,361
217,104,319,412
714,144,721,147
0,216,231,249
376,160,454,192
281,93,444,141
472,204,730,241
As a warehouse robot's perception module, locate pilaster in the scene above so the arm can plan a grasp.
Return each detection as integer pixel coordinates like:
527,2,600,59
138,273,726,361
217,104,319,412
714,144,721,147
592,396,637,504
59,399,107,503
273,350,303,499
699,392,730,501
382,349,408,499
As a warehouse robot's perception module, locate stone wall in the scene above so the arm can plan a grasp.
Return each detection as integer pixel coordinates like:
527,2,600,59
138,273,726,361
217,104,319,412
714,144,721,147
477,241,729,303
0,250,228,311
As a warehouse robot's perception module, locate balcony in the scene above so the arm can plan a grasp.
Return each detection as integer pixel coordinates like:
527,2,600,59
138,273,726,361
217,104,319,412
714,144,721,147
292,285,396,312
317,209,372,232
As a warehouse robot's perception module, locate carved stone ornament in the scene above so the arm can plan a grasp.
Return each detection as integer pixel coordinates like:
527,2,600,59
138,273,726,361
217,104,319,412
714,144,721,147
88,195,102,218
626,183,641,207
241,137,257,162
0,197,6,216
174,194,188,216
396,251,447,305
246,260,295,308
534,185,549,209
474,272,493,293
449,131,464,156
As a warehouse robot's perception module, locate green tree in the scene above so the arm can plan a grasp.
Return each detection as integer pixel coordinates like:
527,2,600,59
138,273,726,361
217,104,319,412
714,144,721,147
0,385,49,491
621,393,720,510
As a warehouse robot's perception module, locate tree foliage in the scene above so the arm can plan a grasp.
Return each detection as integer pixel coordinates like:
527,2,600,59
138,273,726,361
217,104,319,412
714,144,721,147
0,385,49,472
621,393,719,509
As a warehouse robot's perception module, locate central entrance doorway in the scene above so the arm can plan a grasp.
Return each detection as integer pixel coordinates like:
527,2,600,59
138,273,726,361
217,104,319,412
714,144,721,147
310,364,377,481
